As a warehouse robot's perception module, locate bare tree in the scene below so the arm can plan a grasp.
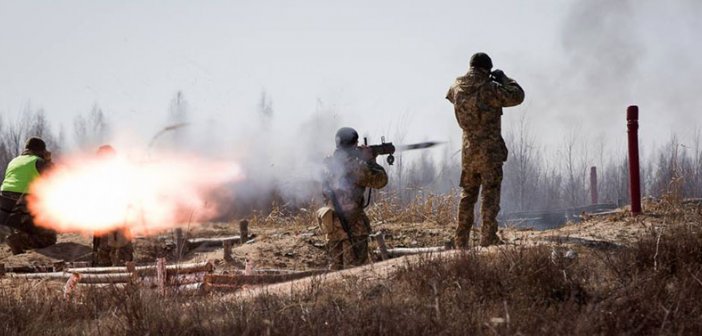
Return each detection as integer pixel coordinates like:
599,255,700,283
503,113,540,212
0,105,61,176
73,104,110,150
258,90,274,130
166,91,189,147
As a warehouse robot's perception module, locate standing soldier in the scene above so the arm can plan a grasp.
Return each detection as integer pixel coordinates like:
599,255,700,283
317,127,388,269
92,145,134,266
0,137,57,254
446,52,525,248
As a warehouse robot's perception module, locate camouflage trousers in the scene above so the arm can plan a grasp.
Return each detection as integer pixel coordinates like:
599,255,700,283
328,236,369,270
93,235,134,266
1,193,57,254
456,162,503,248
7,226,57,255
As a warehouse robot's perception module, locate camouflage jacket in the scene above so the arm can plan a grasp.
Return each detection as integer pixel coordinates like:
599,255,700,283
446,67,524,164
322,148,388,239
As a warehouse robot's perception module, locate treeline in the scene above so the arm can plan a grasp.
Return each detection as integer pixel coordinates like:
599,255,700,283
382,114,702,215
0,91,190,179
0,103,110,178
2,96,700,217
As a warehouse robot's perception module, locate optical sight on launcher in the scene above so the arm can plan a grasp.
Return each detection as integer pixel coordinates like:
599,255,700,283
363,137,444,166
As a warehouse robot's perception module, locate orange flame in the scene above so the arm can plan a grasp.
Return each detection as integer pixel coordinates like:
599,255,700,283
28,153,244,236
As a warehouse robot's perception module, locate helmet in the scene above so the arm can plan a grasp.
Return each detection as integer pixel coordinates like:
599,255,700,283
469,52,492,70
335,127,359,148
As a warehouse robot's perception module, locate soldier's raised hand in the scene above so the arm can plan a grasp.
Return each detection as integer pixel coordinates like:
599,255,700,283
491,69,507,83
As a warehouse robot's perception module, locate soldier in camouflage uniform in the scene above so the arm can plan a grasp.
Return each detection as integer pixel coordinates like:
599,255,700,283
92,145,134,266
317,127,388,270
0,137,57,254
446,52,524,248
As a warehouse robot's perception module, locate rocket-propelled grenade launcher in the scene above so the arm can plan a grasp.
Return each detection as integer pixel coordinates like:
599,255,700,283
363,137,444,165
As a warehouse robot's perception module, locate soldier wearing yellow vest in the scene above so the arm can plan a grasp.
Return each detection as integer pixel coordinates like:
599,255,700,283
0,137,57,254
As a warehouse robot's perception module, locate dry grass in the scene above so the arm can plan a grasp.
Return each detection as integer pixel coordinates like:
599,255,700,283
3,210,702,335
367,189,459,225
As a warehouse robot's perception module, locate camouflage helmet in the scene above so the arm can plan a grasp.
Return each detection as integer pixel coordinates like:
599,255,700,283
335,127,359,148
469,52,492,70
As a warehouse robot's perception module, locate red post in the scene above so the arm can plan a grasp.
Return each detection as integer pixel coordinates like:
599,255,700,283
627,106,642,215
590,166,598,205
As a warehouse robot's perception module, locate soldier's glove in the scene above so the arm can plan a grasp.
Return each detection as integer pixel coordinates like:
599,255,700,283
491,69,507,83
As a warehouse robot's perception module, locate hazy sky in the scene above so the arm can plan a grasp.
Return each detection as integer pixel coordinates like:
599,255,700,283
1,0,701,158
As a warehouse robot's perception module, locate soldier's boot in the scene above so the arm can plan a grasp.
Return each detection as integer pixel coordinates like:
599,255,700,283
93,236,112,266
118,243,134,264
479,221,503,247
479,170,503,247
454,227,471,249
6,232,28,254
349,236,369,266
29,227,57,249
328,240,345,270
110,244,134,266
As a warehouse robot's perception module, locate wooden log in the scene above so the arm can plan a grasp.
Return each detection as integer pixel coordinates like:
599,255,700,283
187,236,241,247
66,260,213,275
223,240,233,262
205,270,328,288
8,272,130,283
239,220,249,243
384,246,447,257
5,261,214,279
9,271,209,286
6,272,68,280
230,268,328,275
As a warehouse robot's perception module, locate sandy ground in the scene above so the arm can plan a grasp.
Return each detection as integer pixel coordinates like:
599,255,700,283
230,209,662,298
0,206,659,276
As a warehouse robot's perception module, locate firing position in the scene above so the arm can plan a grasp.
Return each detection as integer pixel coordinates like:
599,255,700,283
0,137,57,254
92,145,134,266
446,52,524,248
317,127,388,269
